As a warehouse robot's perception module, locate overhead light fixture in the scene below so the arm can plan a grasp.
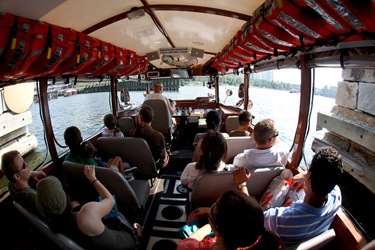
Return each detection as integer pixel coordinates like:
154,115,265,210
128,7,145,20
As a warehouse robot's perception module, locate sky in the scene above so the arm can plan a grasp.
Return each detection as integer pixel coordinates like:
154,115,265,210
272,68,343,87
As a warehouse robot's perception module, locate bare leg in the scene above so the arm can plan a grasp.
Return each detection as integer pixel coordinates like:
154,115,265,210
110,156,125,175
107,158,114,166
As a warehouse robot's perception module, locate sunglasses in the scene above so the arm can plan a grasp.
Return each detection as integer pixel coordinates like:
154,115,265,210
15,162,26,174
207,203,219,230
269,132,279,140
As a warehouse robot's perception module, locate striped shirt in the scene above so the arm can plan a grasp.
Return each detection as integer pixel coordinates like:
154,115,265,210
263,185,341,246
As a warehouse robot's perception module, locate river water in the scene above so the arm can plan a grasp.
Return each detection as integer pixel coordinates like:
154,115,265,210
28,85,335,168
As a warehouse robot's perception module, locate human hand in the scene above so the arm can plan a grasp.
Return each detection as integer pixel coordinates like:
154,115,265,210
84,165,96,182
291,171,307,191
233,167,250,185
191,207,210,218
30,170,46,182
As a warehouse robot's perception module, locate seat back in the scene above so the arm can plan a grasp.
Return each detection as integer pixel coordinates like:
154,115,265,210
190,166,284,210
96,137,158,179
144,99,172,135
225,115,239,133
224,136,256,164
248,166,284,197
284,228,336,250
13,201,84,250
62,161,149,222
118,117,135,136
190,171,236,210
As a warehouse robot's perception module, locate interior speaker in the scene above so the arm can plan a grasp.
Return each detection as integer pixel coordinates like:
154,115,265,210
191,48,205,58
146,51,159,61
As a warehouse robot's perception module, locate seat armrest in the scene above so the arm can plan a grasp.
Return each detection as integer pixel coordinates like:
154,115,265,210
124,166,138,173
283,229,336,250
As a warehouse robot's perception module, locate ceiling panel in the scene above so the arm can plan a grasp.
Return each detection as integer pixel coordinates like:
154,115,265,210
89,15,170,56
148,0,264,16
40,0,141,31
156,11,245,54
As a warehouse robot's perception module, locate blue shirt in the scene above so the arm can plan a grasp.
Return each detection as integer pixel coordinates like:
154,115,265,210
263,185,341,246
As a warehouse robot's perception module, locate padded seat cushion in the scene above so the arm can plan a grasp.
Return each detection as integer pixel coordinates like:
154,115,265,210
128,179,150,210
62,161,150,222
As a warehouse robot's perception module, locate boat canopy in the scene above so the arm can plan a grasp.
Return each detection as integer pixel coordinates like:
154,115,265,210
1,0,375,84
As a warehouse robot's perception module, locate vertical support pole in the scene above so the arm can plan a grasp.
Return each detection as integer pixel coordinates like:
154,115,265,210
290,55,312,169
146,81,150,95
110,76,118,116
215,75,219,108
244,70,249,110
38,78,58,163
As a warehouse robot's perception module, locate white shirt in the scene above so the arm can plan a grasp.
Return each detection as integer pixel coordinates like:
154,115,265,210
145,92,170,103
180,161,234,190
233,141,289,169
144,93,175,115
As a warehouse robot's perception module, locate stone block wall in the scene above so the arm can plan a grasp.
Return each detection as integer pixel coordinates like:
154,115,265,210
314,68,375,194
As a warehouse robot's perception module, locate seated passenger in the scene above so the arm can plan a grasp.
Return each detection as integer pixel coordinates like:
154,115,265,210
1,150,47,219
233,118,289,169
193,110,228,147
181,131,234,193
80,141,125,174
144,81,175,116
36,168,139,250
177,190,281,250
263,146,343,246
63,126,97,166
228,110,252,137
129,104,169,169
102,113,124,138
80,141,135,181
192,110,229,162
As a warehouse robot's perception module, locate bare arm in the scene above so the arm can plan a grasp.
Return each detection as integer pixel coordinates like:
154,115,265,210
167,98,175,115
76,165,115,236
233,167,251,196
189,224,212,241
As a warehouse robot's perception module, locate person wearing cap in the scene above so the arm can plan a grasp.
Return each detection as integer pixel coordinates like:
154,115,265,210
229,110,253,137
144,81,176,116
1,150,47,219
36,168,138,250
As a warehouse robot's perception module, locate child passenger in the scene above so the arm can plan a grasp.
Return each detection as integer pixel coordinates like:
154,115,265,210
228,110,252,137
80,141,125,175
102,113,124,138
181,131,234,200
79,141,135,181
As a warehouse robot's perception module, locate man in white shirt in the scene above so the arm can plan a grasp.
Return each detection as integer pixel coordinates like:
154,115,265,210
144,81,175,116
233,118,289,169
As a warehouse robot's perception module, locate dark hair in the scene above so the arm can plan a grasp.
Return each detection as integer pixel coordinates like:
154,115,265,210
1,150,20,183
139,104,154,123
103,114,117,129
214,190,281,249
238,110,252,126
309,146,343,196
196,131,227,171
64,126,82,151
80,141,97,158
205,110,221,131
253,119,277,146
